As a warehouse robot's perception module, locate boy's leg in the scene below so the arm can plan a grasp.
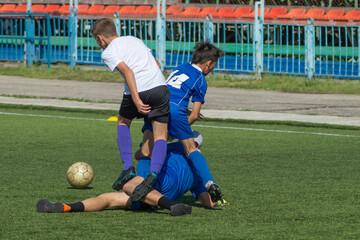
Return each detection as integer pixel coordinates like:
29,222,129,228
112,116,136,190
124,176,191,216
36,192,131,213
130,121,167,201
181,138,223,202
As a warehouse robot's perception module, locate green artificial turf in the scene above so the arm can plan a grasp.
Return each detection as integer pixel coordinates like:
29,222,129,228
1,107,359,239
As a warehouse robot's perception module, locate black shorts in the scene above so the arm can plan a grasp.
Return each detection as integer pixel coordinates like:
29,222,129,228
119,85,170,123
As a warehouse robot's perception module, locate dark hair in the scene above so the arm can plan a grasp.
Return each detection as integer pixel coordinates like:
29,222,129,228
191,42,224,64
91,18,117,38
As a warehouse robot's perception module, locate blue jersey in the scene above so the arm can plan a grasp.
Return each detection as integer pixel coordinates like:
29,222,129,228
166,63,207,108
135,142,206,204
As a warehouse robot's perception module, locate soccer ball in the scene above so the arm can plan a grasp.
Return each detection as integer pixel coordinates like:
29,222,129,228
66,162,94,188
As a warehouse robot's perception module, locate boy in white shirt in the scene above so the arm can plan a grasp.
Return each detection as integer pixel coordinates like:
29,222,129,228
91,18,170,201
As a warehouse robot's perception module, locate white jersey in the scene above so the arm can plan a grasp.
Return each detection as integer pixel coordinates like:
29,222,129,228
101,36,166,95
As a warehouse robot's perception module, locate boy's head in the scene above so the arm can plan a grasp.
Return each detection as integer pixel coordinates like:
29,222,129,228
191,42,224,76
91,18,118,49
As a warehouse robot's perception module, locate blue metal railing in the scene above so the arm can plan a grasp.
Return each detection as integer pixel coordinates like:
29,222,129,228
0,13,359,79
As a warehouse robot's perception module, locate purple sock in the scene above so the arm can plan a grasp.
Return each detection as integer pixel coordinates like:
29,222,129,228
150,139,167,174
117,125,133,170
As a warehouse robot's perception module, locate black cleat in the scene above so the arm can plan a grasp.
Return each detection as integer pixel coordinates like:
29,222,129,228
112,166,136,191
130,172,157,202
169,203,192,216
36,199,64,213
205,181,223,202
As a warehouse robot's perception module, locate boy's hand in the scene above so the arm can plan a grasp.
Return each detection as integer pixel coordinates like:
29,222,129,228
134,99,151,115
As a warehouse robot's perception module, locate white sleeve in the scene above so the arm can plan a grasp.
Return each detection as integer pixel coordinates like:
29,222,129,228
102,48,124,73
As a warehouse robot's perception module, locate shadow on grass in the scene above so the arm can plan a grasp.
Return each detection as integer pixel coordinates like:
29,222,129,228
67,187,94,190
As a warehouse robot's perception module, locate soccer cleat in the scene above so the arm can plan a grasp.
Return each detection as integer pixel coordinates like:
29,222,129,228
36,199,64,213
130,172,157,202
169,203,192,216
112,166,136,191
205,181,223,202
216,197,229,207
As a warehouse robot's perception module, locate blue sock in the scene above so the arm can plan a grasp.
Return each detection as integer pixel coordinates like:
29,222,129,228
188,150,214,184
149,139,167,174
117,125,133,170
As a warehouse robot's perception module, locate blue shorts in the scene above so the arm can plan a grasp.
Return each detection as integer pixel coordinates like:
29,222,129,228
168,103,194,140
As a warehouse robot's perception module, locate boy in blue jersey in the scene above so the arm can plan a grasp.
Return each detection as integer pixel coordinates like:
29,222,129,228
36,132,226,216
140,42,225,203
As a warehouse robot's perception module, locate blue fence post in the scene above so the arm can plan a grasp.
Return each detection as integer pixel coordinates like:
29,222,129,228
69,0,78,69
25,0,34,66
253,0,264,79
205,14,214,43
114,12,121,37
358,26,360,77
156,0,166,71
305,18,315,79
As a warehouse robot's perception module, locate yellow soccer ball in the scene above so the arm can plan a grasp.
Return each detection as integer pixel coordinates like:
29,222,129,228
66,162,94,188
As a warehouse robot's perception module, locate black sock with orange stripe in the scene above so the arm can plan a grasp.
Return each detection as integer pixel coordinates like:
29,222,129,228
63,202,85,212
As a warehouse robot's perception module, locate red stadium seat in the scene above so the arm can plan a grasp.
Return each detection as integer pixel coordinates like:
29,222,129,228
243,7,270,18
0,4,16,13
118,5,136,15
174,7,201,16
134,6,152,14
87,5,105,15
166,5,183,15
103,5,120,15
212,7,235,18
199,7,218,17
227,7,252,18
39,5,60,14
317,9,344,20
277,8,306,19
297,8,325,20
264,7,287,19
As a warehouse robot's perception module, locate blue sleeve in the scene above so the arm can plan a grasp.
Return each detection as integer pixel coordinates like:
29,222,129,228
191,75,207,104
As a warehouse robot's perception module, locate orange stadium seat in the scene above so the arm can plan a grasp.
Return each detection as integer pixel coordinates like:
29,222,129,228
174,7,201,16
166,5,183,15
134,6,152,14
77,5,90,14
0,4,16,12
118,6,136,14
103,5,120,15
265,7,287,18
38,5,60,14
87,5,105,15
199,7,218,17
317,9,344,20
31,5,46,13
12,4,27,12
227,7,252,18
344,10,360,20
58,5,89,15
212,7,235,18
150,6,166,14
243,7,270,18
297,8,325,20
277,8,306,19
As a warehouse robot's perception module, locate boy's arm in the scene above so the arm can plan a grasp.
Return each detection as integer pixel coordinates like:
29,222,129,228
116,62,151,115
188,101,202,125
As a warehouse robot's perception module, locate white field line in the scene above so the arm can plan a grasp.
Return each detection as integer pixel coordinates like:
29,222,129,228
1,111,359,138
